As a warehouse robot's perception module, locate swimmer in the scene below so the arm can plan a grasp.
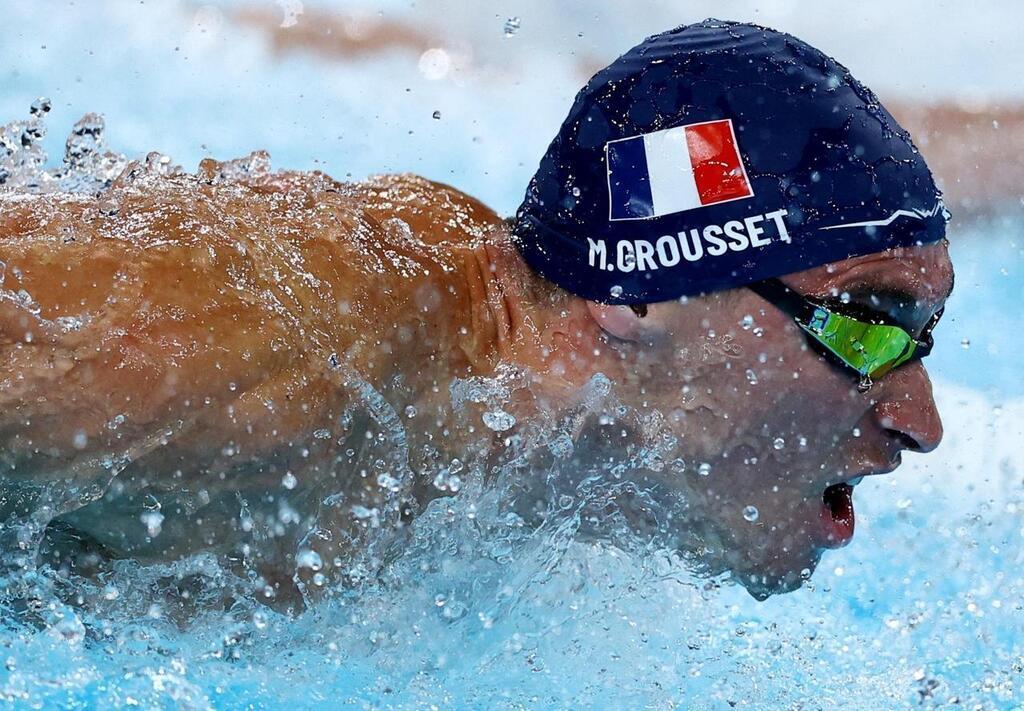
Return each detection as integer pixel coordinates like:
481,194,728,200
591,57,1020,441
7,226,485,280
0,20,953,604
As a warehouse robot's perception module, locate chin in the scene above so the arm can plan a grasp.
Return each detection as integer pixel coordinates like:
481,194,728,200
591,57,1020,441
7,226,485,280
734,549,824,600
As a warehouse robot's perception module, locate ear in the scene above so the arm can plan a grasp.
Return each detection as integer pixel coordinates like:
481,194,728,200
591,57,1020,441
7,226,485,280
585,301,670,342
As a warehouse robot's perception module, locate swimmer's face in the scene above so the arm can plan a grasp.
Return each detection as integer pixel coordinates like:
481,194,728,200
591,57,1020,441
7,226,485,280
598,241,953,598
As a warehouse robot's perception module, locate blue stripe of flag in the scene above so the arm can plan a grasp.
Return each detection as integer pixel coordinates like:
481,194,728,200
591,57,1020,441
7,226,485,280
607,136,654,220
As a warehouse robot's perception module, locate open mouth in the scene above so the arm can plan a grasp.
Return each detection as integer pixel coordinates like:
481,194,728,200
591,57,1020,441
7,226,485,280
820,482,855,548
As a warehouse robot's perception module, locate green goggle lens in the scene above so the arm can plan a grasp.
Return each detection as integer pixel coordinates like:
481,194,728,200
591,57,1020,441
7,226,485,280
799,307,916,379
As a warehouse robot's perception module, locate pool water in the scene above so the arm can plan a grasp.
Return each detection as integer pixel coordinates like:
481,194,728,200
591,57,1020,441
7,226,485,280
1,2,1022,708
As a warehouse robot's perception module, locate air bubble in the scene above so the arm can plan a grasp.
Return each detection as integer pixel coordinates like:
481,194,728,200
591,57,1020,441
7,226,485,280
742,506,759,522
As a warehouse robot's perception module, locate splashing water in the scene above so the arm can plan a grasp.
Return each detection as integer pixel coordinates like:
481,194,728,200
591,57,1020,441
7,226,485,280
0,101,129,195
0,103,1022,709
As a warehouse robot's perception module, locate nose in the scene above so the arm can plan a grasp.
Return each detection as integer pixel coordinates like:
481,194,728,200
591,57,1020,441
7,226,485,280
872,362,943,453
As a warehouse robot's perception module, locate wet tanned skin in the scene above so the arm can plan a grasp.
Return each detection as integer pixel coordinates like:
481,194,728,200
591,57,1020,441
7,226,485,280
0,167,953,601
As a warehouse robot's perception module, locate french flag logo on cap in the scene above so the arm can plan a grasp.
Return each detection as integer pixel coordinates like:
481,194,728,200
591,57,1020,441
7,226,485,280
605,118,754,221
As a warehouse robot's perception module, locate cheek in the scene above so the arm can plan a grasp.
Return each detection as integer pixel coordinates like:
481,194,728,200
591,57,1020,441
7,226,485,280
722,335,866,458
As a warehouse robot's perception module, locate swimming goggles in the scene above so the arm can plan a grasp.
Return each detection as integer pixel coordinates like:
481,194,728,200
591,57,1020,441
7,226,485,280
747,278,942,392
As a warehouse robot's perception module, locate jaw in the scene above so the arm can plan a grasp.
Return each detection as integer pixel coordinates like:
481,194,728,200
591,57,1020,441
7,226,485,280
675,470,843,600
738,558,819,600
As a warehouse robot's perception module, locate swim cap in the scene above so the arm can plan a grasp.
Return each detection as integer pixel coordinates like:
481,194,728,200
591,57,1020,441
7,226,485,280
513,19,948,304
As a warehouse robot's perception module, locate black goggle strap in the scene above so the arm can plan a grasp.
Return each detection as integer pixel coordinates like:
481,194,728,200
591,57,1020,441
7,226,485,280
911,306,943,358
747,278,820,325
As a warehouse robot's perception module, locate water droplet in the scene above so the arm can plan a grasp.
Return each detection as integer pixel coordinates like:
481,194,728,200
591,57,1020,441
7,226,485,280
609,285,623,298
431,110,441,120
72,431,88,449
745,368,758,385
548,433,574,459
773,437,785,450
740,314,754,330
377,473,400,491
404,405,417,418
281,471,297,489
351,505,380,527
697,462,712,476
482,409,516,432
742,505,759,522
140,510,164,537
503,16,520,37
30,97,51,115
960,338,971,349
296,549,323,571
418,48,452,81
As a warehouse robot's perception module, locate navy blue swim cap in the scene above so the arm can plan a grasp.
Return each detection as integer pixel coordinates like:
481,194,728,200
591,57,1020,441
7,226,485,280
513,19,948,304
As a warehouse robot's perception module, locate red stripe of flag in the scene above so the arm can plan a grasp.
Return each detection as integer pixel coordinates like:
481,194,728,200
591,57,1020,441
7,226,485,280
684,120,753,206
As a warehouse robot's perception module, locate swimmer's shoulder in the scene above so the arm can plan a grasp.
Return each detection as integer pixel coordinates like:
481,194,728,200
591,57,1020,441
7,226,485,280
350,173,504,246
